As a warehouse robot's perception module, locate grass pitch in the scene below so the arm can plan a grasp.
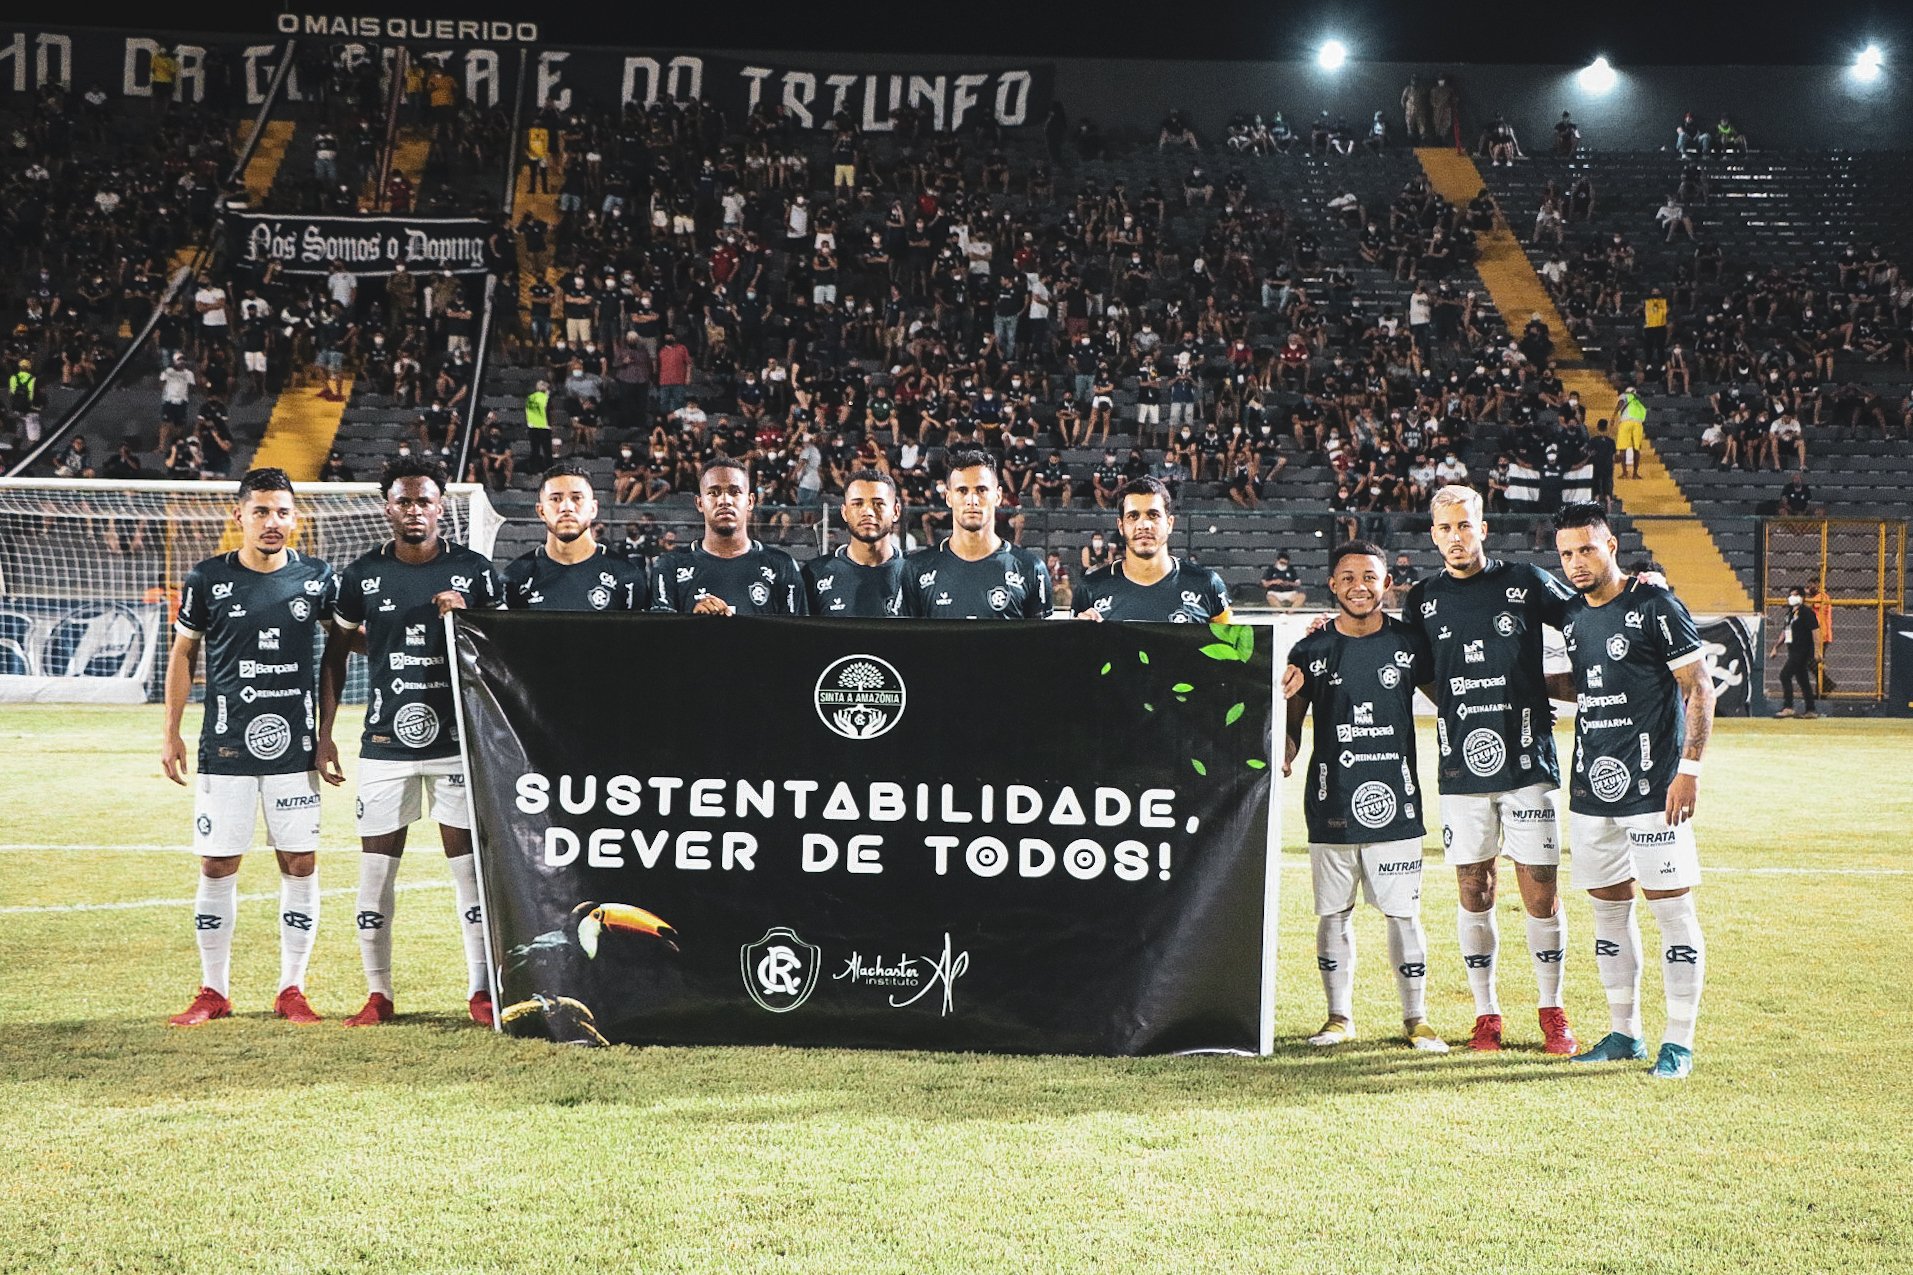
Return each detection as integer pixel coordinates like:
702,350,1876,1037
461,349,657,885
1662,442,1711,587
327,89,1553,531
0,705,1909,1274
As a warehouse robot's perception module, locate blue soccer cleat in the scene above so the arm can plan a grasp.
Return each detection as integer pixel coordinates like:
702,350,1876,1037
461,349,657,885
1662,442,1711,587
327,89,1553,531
1648,1043,1694,1080
1570,1031,1649,1063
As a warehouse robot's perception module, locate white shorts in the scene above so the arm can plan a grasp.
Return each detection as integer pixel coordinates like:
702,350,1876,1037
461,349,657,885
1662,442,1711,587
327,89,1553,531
244,350,268,373
194,771,322,856
1441,784,1561,867
1135,403,1161,425
355,755,470,837
1569,811,1701,891
1310,838,1425,917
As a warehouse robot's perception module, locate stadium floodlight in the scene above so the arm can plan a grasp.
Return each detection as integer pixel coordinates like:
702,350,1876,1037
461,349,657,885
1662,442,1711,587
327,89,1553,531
1578,56,1617,93
1852,43,1883,82
1316,39,1348,71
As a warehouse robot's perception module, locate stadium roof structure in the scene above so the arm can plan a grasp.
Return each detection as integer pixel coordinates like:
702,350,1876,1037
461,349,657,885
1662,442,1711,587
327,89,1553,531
24,0,1912,66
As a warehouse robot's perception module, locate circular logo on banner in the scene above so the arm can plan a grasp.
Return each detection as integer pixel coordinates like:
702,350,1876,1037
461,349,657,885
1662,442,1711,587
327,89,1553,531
1462,728,1507,778
245,713,292,761
1351,780,1398,830
1606,634,1630,661
289,597,311,622
393,702,441,749
1378,666,1402,689
815,655,906,740
1589,755,1632,802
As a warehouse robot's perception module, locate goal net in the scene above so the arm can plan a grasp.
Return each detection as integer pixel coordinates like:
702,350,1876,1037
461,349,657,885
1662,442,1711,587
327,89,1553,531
0,479,503,703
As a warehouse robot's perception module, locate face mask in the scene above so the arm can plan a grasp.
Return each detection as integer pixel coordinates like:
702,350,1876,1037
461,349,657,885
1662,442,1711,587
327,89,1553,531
1788,594,1803,606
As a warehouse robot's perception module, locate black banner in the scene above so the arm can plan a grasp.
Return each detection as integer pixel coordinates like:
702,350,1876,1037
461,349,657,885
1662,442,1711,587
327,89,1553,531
451,614,1276,1056
1887,613,1913,716
0,26,1052,130
226,212,493,276
1697,616,1758,717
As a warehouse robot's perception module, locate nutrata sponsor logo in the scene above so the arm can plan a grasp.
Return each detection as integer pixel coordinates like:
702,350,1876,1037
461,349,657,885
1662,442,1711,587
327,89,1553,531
741,926,820,1013
815,655,906,740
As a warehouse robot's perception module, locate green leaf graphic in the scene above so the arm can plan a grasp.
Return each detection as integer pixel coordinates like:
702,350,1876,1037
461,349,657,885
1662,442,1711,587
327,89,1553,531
1143,703,1154,712
1225,702,1245,726
1197,643,1240,661
1246,759,1268,770
1137,650,1150,665
1190,759,1207,776
1175,695,1188,703
1099,662,1111,675
1171,682,1194,693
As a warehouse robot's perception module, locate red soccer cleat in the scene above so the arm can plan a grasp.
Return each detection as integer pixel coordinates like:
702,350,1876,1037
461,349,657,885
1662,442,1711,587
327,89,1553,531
1468,1013,1504,1052
468,990,495,1027
168,986,232,1027
273,986,324,1025
1539,1007,1578,1056
343,992,395,1027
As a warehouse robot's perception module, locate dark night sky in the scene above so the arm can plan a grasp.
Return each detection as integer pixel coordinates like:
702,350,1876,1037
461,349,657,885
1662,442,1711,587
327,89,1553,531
33,1,1913,66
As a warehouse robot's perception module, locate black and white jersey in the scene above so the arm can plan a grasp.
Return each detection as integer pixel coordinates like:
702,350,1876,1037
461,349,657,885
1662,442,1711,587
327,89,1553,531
902,540,1051,620
176,550,336,776
1404,560,1573,794
802,546,908,617
334,540,502,762
1288,617,1432,845
1560,577,1704,818
1072,558,1228,624
649,542,807,615
503,544,648,612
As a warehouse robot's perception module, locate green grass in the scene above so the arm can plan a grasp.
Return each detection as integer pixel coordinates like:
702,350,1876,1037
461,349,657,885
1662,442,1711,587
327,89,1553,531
1,706,1909,1274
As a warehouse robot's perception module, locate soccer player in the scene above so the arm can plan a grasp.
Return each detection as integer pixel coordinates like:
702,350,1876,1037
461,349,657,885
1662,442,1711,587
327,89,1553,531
319,456,504,1028
502,462,648,611
1551,501,1715,1079
1072,477,1230,623
650,458,807,615
162,469,336,1026
902,449,1050,619
1407,485,1579,1054
1284,541,1446,1053
803,469,908,616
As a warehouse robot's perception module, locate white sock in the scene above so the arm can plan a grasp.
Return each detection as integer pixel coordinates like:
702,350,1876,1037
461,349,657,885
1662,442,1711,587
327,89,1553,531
1590,896,1644,1039
1648,894,1705,1050
1387,913,1429,1023
1316,908,1355,1020
448,853,490,996
278,870,319,992
1526,907,1568,1010
356,853,400,998
1457,904,1500,1015
193,872,238,997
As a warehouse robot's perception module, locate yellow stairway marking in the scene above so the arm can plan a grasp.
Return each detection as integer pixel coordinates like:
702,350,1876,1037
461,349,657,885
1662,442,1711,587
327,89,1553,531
389,126,433,196
238,118,295,204
514,141,564,332
248,379,355,483
1415,148,1752,613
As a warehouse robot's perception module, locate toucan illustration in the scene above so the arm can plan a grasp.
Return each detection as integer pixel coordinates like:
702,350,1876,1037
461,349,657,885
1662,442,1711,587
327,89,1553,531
498,901,680,1044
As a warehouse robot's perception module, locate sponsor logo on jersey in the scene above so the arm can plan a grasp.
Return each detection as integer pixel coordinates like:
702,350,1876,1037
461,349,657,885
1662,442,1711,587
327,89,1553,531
245,713,292,761
1494,612,1517,636
238,659,300,679
289,598,311,622
749,582,771,606
1462,727,1507,778
211,582,234,601
450,575,472,593
1308,659,1327,677
588,586,612,609
1004,571,1025,590
1350,780,1399,830
405,623,428,646
392,702,441,748
676,567,695,583
389,652,441,669
1607,635,1630,660
1463,639,1485,664
360,577,381,594
815,654,906,740
1658,614,1674,646
1393,650,1415,668
1587,664,1605,689
988,586,1010,611
1378,665,1401,688
304,579,326,595
1449,674,1506,696
741,926,821,1013
1505,587,1528,603
272,793,322,810
1340,750,1402,767
1587,755,1632,802
1420,599,1437,617
815,575,835,593
599,571,617,587
256,627,280,650
1437,625,1452,640
1624,609,1644,630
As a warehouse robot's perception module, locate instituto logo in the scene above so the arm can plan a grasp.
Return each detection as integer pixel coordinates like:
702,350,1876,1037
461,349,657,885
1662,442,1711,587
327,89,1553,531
815,655,906,740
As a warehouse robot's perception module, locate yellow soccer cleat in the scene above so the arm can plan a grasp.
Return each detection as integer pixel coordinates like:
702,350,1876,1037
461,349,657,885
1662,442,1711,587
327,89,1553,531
1308,1017,1356,1046
1407,1020,1451,1053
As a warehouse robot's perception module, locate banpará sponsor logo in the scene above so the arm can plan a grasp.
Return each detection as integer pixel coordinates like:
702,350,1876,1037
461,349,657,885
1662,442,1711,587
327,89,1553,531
389,652,444,669
239,659,301,678
1448,674,1507,696
1579,692,1629,710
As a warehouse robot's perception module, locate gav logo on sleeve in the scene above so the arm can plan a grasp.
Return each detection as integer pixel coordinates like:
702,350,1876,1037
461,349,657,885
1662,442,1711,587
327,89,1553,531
814,655,906,740
741,926,821,1012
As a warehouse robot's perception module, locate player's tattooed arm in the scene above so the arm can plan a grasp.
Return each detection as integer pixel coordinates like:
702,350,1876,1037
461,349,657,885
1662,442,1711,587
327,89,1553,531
1673,660,1715,760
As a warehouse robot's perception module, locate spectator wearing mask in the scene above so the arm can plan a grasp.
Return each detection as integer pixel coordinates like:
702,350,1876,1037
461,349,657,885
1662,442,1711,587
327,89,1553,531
1770,589,1820,718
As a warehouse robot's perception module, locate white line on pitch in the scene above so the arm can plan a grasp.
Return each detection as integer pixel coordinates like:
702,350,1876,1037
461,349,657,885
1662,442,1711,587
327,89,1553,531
0,881,451,915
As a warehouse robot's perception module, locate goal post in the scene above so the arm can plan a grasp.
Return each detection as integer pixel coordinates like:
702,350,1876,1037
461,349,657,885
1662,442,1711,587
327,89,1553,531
0,479,502,703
